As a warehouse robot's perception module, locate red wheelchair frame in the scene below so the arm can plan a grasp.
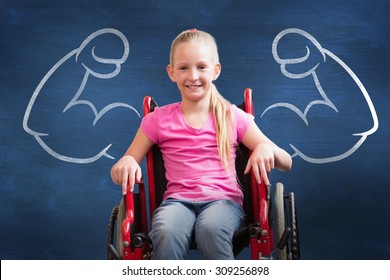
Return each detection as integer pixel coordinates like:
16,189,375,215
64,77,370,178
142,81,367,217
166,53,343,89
107,88,300,260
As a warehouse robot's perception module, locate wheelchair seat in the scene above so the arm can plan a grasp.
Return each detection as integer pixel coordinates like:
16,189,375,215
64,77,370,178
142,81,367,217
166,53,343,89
107,88,300,260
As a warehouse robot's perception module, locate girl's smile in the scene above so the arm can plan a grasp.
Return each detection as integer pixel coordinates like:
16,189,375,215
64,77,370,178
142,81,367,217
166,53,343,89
186,84,202,90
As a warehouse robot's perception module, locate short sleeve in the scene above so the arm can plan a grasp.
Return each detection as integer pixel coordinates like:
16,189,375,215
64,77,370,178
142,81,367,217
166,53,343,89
140,110,159,144
232,105,254,142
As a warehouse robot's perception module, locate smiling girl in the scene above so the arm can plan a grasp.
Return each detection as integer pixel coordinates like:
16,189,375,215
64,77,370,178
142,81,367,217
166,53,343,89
110,29,292,259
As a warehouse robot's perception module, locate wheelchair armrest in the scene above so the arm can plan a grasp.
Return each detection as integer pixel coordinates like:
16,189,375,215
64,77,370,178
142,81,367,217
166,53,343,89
255,180,272,234
123,180,148,233
121,180,148,255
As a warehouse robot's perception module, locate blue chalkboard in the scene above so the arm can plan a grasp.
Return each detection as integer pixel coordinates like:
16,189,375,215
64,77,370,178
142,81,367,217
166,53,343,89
1,0,389,259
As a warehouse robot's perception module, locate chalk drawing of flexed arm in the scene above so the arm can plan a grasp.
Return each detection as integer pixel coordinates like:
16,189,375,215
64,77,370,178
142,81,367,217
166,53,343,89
262,28,379,164
23,28,140,163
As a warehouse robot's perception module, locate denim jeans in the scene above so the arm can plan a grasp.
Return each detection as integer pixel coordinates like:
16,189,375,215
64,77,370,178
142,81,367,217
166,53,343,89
149,199,245,260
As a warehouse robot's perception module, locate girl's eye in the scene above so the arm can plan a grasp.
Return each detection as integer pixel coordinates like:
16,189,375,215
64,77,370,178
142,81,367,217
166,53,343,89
198,65,207,70
179,66,188,71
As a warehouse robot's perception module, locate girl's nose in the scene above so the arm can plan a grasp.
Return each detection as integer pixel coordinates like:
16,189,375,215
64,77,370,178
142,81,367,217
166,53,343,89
188,68,199,81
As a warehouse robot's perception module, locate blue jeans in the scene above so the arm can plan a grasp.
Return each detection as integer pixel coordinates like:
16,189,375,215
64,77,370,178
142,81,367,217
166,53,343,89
149,199,245,260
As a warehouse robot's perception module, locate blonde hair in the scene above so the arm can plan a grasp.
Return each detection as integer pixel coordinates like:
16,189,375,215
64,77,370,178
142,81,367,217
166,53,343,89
170,29,235,176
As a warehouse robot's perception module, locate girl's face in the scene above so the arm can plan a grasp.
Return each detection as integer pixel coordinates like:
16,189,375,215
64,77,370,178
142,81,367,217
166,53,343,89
167,42,221,103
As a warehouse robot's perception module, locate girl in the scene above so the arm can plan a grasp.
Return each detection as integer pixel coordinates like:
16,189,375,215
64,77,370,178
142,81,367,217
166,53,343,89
110,29,292,259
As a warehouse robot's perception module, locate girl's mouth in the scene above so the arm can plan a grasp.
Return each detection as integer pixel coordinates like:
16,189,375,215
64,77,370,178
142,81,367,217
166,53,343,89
186,85,202,89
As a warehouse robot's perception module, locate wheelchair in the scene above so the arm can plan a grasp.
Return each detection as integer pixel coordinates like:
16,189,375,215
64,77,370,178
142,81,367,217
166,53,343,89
107,88,300,260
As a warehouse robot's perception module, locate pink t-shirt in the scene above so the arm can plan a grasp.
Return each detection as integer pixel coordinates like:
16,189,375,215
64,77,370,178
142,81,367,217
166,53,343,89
141,102,253,206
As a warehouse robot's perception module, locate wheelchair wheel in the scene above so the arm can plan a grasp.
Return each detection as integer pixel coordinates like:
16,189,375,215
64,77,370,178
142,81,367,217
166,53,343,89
107,205,119,260
274,182,288,259
274,182,301,260
115,198,126,258
288,192,300,260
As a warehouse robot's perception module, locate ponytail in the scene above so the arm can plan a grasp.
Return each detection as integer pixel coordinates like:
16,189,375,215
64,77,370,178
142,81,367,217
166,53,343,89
210,84,234,177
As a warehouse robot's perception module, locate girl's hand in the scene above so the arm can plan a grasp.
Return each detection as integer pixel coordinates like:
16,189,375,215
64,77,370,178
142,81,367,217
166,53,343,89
244,143,275,186
110,155,142,195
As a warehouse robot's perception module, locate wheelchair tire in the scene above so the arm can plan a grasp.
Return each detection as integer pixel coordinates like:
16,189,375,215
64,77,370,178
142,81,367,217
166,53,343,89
107,205,119,260
115,198,126,258
274,182,288,259
288,192,301,260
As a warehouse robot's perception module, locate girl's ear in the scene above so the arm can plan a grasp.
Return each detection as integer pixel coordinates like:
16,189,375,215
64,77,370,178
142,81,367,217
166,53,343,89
213,63,221,81
166,64,176,82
